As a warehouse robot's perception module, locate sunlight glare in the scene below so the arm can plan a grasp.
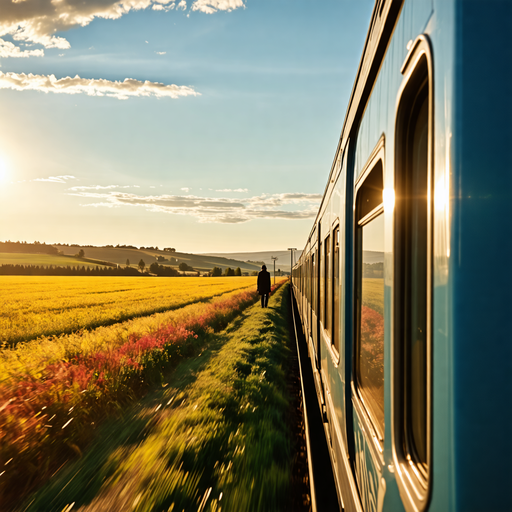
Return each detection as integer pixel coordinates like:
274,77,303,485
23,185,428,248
0,158,9,183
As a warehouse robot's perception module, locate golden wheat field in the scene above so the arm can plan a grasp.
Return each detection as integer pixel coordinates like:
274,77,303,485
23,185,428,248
0,276,257,347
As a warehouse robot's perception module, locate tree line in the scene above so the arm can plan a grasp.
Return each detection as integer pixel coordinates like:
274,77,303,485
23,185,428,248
0,241,59,255
211,267,242,277
0,264,141,276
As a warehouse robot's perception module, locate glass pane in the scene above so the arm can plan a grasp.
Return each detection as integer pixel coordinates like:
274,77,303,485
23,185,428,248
408,94,428,464
358,213,385,435
320,244,325,323
325,236,331,334
333,228,340,351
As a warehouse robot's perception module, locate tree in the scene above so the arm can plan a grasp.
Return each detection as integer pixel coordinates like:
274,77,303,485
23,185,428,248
179,262,193,272
76,249,85,258
224,267,235,276
234,267,241,276
138,259,146,272
126,259,130,267
211,266,222,277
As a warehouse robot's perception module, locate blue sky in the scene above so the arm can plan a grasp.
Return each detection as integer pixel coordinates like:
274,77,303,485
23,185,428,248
0,0,374,253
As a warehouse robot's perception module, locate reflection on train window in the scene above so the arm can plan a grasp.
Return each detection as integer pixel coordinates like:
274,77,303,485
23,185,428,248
396,77,429,473
358,214,385,436
355,161,384,441
312,252,317,315
320,243,325,325
325,235,331,336
333,227,340,352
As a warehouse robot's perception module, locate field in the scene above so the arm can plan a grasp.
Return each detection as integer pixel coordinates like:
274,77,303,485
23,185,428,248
362,277,384,316
24,283,295,512
0,253,104,268
0,276,256,346
0,275,289,510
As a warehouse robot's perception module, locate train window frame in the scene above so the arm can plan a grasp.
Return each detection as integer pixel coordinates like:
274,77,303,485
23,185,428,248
324,233,332,339
352,138,386,454
332,223,341,357
392,34,433,512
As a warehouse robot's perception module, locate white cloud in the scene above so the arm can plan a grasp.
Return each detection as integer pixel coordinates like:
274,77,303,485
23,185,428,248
0,71,200,100
0,38,44,58
191,0,245,14
155,51,166,55
216,188,248,192
33,175,77,183
68,190,322,223
0,0,245,57
67,184,133,191
181,187,191,192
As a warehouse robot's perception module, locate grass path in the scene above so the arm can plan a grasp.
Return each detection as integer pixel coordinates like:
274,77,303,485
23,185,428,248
22,283,294,512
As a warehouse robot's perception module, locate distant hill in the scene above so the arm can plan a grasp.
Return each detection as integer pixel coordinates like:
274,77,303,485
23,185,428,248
362,251,384,264
56,245,262,273
201,250,303,272
0,242,293,275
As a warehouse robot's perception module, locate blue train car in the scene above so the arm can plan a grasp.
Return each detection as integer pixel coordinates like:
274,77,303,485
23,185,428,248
291,1,512,511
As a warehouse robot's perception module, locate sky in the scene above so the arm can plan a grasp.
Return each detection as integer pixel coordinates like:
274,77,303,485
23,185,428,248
0,0,375,253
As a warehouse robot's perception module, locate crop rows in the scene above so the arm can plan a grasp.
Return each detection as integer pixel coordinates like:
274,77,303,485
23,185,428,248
0,280,286,509
0,276,256,346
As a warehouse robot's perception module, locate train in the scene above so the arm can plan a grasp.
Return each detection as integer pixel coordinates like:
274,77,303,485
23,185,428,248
291,1,512,511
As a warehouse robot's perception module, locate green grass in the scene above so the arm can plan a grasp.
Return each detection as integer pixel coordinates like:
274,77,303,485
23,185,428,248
0,253,105,268
22,283,293,512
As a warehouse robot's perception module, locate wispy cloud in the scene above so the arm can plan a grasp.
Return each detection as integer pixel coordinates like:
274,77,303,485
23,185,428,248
191,0,245,14
69,190,321,223
0,0,246,55
155,51,167,55
216,188,248,192
33,175,77,183
0,72,200,100
67,185,135,191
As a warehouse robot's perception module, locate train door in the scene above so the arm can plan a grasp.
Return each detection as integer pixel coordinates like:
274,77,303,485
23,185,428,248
350,145,386,512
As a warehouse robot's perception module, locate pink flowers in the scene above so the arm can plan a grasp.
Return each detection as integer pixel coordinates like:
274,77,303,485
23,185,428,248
0,284,276,508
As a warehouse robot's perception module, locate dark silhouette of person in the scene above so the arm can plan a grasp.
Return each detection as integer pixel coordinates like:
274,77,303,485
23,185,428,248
257,264,271,308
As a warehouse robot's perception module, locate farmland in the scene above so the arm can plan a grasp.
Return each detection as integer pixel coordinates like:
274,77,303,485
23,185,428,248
24,283,296,512
0,276,256,346
0,253,104,268
0,276,290,510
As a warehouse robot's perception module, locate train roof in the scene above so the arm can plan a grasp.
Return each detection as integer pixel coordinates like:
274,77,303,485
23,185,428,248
304,0,403,250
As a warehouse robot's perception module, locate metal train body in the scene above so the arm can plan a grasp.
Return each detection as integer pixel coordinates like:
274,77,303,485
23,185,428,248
291,1,512,511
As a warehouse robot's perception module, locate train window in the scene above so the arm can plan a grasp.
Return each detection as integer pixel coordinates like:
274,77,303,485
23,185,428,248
393,36,432,510
398,86,428,462
312,251,316,315
320,243,325,325
333,226,340,352
355,162,385,441
307,256,311,305
324,235,331,336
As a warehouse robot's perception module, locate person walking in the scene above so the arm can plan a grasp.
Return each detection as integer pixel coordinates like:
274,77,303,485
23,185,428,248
257,264,272,308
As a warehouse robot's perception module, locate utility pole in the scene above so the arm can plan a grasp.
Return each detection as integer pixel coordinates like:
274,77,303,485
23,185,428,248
271,256,278,285
288,248,297,280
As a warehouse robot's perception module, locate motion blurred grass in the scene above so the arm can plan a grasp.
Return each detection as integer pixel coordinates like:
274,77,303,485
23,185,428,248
23,283,293,512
